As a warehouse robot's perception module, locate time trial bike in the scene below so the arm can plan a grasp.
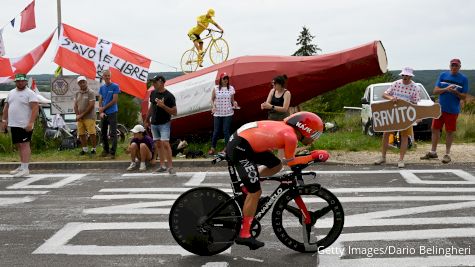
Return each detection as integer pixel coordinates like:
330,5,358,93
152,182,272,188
180,29,229,73
169,153,344,256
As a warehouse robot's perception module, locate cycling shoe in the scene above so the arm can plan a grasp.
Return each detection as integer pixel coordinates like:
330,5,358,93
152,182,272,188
234,236,265,250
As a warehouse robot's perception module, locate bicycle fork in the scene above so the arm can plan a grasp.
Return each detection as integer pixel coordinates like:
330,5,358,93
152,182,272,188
294,195,319,251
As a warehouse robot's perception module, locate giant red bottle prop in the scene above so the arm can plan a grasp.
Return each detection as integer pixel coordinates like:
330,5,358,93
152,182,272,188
143,40,387,138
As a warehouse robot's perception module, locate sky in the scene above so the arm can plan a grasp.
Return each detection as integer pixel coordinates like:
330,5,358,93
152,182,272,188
1,0,475,75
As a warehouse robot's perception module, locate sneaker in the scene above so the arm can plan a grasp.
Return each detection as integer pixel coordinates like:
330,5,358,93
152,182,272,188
126,162,137,171
168,167,176,175
420,152,438,160
79,151,87,156
397,160,405,168
442,154,451,164
13,169,29,178
374,157,386,165
154,167,168,173
234,236,265,250
208,148,215,155
139,163,147,171
9,166,22,175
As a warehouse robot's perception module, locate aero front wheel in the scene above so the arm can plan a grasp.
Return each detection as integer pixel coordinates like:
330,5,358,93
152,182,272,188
272,185,344,253
169,187,241,256
180,49,199,73
209,38,229,65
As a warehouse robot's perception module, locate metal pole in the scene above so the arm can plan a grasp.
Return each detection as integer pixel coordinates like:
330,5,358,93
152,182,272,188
56,0,63,76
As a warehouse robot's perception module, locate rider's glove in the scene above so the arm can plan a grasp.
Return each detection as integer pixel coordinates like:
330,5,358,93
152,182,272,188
311,150,330,162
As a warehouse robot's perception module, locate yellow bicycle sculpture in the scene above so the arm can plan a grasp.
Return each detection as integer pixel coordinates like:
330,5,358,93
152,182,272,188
181,29,229,73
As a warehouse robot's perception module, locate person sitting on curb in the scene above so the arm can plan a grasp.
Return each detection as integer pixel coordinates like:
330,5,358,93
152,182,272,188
126,125,154,171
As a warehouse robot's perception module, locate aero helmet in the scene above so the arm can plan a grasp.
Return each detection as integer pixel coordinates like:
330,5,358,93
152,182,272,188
284,111,324,144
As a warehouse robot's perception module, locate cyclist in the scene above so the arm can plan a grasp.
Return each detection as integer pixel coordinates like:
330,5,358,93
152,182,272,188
187,8,224,67
226,111,329,250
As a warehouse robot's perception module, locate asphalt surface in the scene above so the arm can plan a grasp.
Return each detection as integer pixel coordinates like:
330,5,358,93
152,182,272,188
1,163,475,266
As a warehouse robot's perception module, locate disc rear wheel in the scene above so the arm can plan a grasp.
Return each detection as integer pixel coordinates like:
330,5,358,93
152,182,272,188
169,187,241,256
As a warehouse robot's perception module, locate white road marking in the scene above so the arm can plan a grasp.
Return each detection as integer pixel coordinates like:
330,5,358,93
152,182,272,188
184,172,207,186
99,187,233,193
83,200,175,214
7,174,87,189
33,222,231,256
0,190,49,195
92,194,181,199
0,196,36,206
320,255,475,267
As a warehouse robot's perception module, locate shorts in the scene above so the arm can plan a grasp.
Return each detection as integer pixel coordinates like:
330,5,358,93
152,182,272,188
226,134,281,193
399,126,413,137
77,119,96,135
151,121,171,141
188,33,203,43
10,127,33,144
432,112,458,132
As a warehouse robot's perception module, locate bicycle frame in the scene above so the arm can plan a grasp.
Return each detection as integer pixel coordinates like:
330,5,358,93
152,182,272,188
195,29,223,56
206,156,318,226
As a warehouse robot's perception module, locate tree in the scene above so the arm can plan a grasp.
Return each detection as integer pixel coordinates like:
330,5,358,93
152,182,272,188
292,26,322,56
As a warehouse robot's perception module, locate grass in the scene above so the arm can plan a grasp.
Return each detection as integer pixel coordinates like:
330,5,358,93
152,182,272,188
0,113,474,162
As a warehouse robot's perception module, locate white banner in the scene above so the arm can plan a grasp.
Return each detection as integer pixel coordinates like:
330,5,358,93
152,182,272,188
0,28,5,56
168,71,217,118
50,76,101,114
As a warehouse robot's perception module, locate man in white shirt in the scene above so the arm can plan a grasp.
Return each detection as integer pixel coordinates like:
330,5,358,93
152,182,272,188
1,74,39,177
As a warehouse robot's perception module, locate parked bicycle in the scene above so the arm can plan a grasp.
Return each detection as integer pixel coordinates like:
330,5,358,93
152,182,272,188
180,29,229,73
169,153,344,256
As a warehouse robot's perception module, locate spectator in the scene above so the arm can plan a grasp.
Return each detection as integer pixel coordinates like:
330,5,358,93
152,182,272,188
421,59,469,163
98,69,120,159
1,74,39,177
126,124,154,172
209,72,238,155
74,76,97,155
374,67,421,168
145,75,177,175
261,75,291,121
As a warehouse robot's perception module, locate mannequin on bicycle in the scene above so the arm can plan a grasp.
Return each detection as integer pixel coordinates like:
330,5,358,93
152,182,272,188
226,111,329,250
187,8,224,67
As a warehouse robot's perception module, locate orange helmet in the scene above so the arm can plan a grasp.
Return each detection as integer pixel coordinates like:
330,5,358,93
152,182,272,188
284,112,323,144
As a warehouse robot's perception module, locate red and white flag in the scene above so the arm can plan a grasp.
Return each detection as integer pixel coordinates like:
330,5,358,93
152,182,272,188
54,23,151,99
20,0,36,33
0,31,54,83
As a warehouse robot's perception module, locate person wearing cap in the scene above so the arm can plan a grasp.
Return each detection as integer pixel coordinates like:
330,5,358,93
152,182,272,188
1,73,39,177
145,75,177,174
261,75,291,121
126,124,154,171
98,69,121,159
187,8,224,67
74,76,97,155
209,72,239,155
374,67,421,168
421,59,469,164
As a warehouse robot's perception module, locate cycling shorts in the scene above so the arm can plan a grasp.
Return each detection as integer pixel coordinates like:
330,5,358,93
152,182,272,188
226,134,281,193
188,33,203,43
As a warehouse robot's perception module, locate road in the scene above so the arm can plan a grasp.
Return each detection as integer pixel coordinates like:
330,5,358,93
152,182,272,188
1,164,475,267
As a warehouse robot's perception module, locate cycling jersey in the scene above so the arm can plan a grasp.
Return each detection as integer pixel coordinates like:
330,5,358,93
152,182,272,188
188,15,216,35
226,120,314,193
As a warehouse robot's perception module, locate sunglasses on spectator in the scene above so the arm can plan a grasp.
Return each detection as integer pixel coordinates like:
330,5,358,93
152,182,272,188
451,64,460,67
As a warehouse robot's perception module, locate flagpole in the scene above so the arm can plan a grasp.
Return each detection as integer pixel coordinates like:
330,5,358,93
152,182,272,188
56,0,63,76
